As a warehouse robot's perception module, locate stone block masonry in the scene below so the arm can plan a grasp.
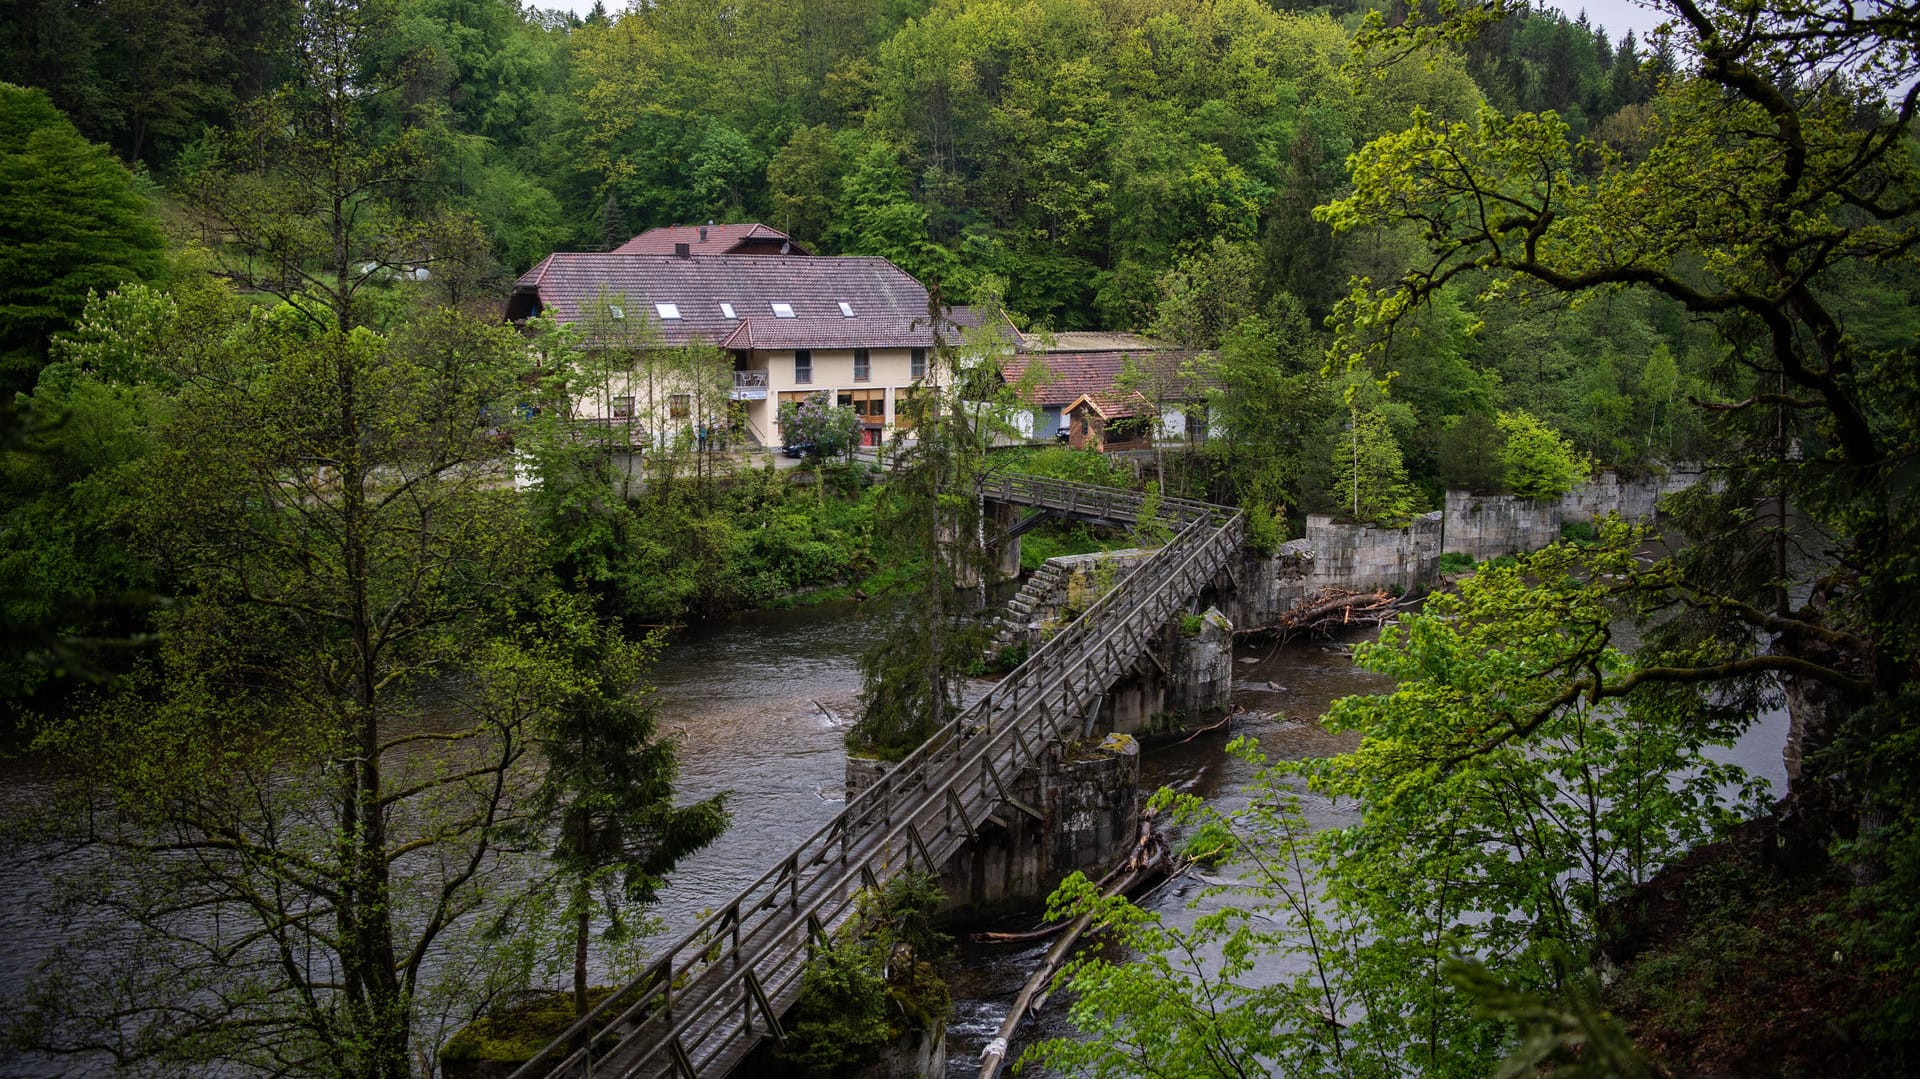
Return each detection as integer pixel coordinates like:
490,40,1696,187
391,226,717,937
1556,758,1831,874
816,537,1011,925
844,734,1140,917
1229,467,1706,627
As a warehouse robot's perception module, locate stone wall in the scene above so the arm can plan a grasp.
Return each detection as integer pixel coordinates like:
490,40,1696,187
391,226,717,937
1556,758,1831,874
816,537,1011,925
1230,467,1705,625
1443,466,1704,562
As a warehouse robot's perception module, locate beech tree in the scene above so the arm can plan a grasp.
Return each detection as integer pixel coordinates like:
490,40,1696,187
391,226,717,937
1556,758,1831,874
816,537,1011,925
1495,408,1588,500
1030,530,1766,1077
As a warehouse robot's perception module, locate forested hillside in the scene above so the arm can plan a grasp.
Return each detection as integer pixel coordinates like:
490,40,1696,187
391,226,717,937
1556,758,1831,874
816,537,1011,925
2,0,1916,1075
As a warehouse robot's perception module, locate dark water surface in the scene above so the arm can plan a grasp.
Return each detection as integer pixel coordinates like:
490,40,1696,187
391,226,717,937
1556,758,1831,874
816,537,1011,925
0,598,1790,1078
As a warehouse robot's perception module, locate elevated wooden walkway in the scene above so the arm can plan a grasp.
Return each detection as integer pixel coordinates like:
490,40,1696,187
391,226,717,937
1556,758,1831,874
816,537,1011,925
509,476,1242,1079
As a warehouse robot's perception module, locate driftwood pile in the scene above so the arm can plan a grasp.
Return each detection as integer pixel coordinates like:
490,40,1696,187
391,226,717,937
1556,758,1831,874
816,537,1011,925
1269,586,1400,639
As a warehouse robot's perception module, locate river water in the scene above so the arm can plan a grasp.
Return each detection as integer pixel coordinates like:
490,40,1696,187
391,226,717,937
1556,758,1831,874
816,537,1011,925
0,597,1790,1077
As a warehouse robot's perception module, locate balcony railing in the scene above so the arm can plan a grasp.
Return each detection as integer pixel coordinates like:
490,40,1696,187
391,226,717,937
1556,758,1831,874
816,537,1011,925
732,371,769,400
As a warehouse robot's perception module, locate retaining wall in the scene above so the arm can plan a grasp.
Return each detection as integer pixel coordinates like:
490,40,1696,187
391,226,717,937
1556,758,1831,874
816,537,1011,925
1230,467,1706,626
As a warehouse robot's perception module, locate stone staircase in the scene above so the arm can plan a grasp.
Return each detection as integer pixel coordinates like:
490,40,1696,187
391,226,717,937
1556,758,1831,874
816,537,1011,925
987,559,1074,659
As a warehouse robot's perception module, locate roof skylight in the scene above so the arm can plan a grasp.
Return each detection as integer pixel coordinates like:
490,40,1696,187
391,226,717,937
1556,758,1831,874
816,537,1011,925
770,302,796,319
838,302,855,317
608,304,625,320
720,302,736,319
655,302,681,320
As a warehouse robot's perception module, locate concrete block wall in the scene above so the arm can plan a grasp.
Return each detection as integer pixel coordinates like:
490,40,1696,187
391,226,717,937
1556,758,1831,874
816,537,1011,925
1445,467,1705,562
1303,511,1442,594
1238,468,1705,624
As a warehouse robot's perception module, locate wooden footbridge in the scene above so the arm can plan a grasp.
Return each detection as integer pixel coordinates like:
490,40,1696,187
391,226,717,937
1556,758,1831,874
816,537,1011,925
509,476,1243,1079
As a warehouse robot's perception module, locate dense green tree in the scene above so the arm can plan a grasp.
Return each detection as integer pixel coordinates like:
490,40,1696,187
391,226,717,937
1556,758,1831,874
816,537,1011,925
1030,531,1767,1078
14,292,549,1076
1329,406,1418,526
503,593,728,1016
1319,0,1920,1051
1496,408,1589,499
0,83,165,395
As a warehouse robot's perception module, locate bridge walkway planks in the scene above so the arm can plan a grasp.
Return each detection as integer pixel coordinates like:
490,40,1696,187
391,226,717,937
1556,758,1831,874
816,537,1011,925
508,476,1243,1079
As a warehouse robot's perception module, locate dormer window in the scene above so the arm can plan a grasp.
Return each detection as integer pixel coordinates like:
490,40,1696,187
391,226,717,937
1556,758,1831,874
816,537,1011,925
720,302,736,319
608,305,625,320
655,302,681,320
770,302,796,319
838,302,855,317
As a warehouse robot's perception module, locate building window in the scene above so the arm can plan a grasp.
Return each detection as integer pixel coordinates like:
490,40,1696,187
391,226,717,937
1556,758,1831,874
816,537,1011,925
777,390,812,442
853,348,870,382
838,301,855,317
611,396,635,419
770,302,796,318
838,387,884,419
608,305,625,321
1184,405,1207,442
909,347,926,379
893,387,917,430
654,302,681,320
720,302,736,319
794,349,812,384
670,393,690,419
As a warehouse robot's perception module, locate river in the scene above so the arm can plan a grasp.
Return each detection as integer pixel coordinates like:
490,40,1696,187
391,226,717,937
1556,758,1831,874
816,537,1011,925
0,597,1790,1077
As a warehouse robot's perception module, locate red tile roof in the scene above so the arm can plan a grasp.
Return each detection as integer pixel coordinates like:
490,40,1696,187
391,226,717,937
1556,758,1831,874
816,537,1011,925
1066,391,1156,420
1001,349,1206,407
611,223,810,256
512,252,971,348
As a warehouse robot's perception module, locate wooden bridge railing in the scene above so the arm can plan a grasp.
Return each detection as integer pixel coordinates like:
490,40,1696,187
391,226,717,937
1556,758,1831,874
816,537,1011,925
508,477,1243,1079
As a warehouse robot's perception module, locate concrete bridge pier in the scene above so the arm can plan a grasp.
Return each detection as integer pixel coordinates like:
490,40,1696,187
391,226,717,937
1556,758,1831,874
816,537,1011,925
847,734,1140,918
942,497,1025,591
1093,605,1234,735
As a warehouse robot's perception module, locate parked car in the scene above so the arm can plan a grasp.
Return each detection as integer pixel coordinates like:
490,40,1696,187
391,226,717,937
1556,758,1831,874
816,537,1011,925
781,441,814,459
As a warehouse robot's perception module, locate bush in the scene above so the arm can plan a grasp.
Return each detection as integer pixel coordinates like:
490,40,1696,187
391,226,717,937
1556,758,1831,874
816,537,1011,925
782,871,950,1076
1243,500,1288,555
1560,519,1598,544
1438,551,1477,575
1497,410,1591,500
996,445,1132,486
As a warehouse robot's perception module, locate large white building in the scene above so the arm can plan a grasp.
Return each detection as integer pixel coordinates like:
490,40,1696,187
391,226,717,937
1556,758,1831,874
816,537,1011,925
507,225,1004,450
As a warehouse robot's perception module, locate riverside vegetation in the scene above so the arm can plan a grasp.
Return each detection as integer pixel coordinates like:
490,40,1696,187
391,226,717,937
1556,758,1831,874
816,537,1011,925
1,0,1916,1075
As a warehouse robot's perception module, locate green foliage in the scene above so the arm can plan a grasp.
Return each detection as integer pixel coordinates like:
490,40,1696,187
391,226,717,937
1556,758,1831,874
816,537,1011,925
849,600,985,760
1036,529,1769,1077
784,938,896,1073
500,592,728,1012
776,390,860,461
1560,519,1597,544
1436,411,1506,493
1329,408,1419,526
784,870,949,1075
1497,409,1590,500
1438,550,1477,575
996,445,1132,487
0,83,166,394
1129,481,1173,546
1018,520,1125,571
439,987,619,1063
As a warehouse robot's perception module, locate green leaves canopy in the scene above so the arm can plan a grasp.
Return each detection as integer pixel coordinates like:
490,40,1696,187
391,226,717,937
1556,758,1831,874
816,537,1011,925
0,83,165,393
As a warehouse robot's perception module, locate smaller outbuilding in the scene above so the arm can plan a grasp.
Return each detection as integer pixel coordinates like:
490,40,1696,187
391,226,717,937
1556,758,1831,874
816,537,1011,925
1063,392,1157,452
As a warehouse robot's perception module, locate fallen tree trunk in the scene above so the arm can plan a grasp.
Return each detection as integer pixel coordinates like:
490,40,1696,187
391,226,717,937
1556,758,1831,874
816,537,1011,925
976,813,1165,1079
1266,587,1399,640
